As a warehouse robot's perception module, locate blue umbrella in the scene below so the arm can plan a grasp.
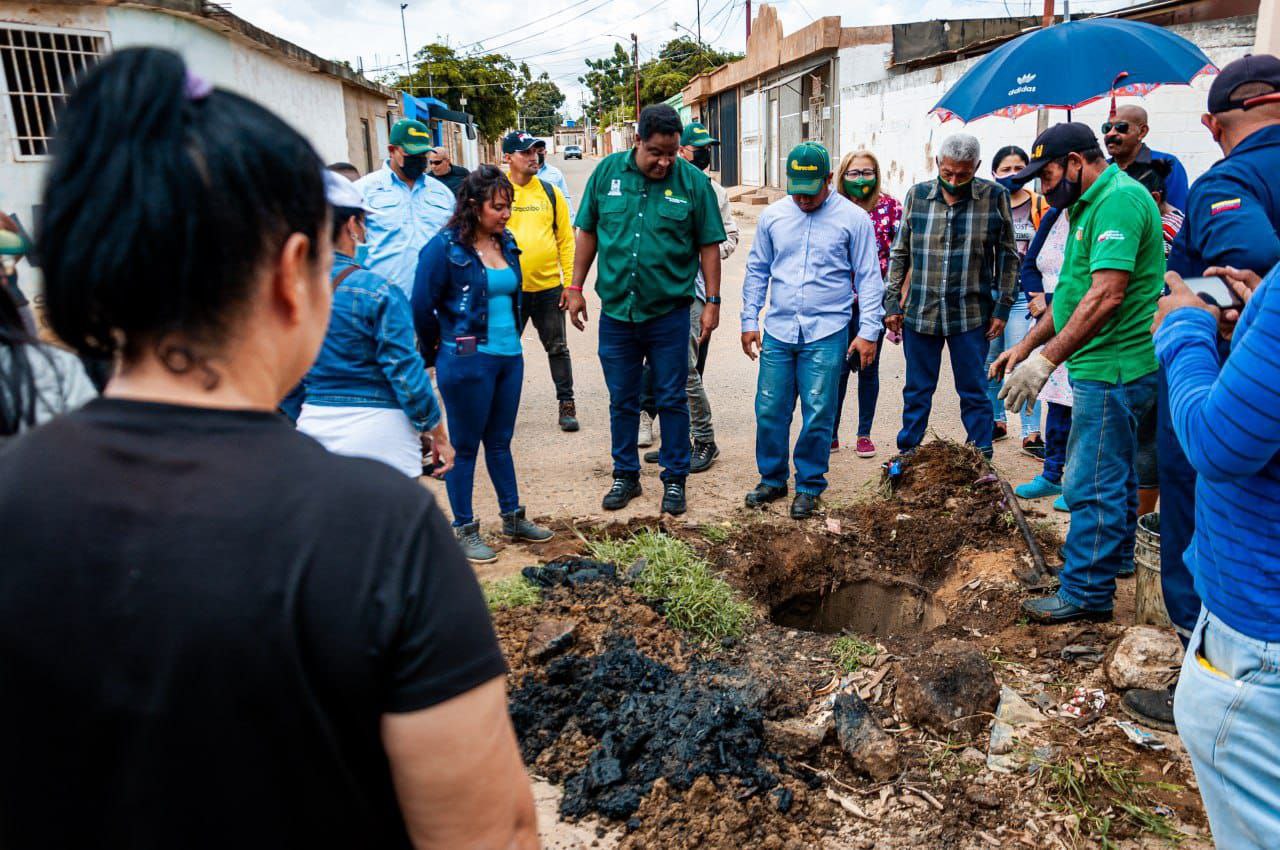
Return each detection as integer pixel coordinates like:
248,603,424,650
931,18,1216,122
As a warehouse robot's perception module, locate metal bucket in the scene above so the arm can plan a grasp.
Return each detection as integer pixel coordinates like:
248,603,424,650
1135,512,1172,628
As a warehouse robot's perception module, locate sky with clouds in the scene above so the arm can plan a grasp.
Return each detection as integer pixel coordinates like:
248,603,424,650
233,0,1131,108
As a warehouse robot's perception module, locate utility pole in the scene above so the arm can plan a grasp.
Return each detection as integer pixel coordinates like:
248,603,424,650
1037,0,1054,133
696,0,702,46
746,0,751,42
399,4,412,89
631,32,640,123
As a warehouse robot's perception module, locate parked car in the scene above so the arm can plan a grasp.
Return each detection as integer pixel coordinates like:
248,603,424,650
563,145,583,160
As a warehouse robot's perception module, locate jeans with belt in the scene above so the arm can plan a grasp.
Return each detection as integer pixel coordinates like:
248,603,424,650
1175,607,1280,850
754,327,847,496
1057,373,1158,612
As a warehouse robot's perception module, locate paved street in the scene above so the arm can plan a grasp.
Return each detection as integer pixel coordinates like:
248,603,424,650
429,153,1045,579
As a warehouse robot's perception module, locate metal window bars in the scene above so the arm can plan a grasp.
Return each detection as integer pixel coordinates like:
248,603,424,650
0,26,106,158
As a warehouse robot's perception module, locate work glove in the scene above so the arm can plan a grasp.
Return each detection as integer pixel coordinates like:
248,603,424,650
998,353,1056,415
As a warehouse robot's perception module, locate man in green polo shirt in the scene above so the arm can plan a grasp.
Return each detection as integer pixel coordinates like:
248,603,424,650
564,104,726,516
991,122,1163,624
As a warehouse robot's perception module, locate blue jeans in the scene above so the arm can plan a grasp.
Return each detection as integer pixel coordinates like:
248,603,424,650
899,326,993,453
1042,401,1071,485
1175,608,1280,850
434,347,524,526
985,295,1042,437
755,327,846,495
1057,373,1157,612
1157,366,1202,641
834,303,883,439
599,306,691,481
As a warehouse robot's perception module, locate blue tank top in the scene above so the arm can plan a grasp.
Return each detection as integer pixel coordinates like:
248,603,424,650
479,265,522,357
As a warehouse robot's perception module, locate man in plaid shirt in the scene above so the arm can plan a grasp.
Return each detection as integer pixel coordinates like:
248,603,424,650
884,133,1020,457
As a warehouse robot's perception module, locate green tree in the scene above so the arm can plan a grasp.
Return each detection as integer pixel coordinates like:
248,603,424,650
388,43,520,139
579,43,633,125
518,74,565,136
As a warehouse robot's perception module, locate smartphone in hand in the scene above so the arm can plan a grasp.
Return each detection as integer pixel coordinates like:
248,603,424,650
1184,276,1244,309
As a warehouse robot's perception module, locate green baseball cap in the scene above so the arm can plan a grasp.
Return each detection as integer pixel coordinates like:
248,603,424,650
680,121,718,147
389,118,434,155
786,142,831,195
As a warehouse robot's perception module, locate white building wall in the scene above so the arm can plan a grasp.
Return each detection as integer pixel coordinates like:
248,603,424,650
838,16,1256,199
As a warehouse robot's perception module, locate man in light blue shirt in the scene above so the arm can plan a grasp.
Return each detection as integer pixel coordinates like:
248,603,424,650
533,140,573,219
354,119,456,297
741,142,884,519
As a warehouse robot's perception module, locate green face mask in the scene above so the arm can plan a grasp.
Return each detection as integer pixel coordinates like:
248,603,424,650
843,177,876,199
938,176,972,196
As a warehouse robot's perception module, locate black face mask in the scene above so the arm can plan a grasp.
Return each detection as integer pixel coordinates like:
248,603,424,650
537,152,546,167
401,154,428,181
691,147,712,170
1044,159,1082,209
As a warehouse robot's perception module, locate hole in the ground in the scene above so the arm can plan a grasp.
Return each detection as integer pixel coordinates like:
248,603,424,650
769,579,947,636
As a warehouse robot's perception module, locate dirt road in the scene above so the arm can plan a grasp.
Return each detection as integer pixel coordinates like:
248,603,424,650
426,154,1049,580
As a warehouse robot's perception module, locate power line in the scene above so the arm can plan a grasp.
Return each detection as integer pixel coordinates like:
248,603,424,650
478,0,629,55
461,0,606,50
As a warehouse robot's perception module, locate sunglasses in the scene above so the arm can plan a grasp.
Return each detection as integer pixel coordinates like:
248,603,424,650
1101,121,1131,135
428,160,445,166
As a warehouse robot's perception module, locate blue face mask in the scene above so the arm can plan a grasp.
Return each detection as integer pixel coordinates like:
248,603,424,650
995,175,1018,192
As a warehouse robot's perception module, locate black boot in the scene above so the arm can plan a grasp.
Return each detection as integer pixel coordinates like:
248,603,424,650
1121,685,1176,732
690,440,720,473
558,400,579,432
661,478,687,516
790,492,819,519
602,475,642,511
745,482,788,508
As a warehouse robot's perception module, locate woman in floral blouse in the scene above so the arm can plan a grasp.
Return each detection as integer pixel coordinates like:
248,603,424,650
832,149,901,458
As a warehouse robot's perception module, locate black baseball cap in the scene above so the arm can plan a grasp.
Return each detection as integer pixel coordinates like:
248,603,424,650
1207,53,1280,114
502,130,540,154
1012,122,1103,184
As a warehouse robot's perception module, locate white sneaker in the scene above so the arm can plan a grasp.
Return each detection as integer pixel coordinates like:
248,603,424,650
638,411,654,447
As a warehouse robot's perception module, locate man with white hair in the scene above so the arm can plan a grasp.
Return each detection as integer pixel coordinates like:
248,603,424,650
884,133,1019,457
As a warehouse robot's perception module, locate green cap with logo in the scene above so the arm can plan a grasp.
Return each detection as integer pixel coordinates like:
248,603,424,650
786,142,831,195
680,121,718,147
389,118,434,155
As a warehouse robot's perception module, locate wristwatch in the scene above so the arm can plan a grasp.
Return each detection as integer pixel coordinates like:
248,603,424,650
705,295,722,305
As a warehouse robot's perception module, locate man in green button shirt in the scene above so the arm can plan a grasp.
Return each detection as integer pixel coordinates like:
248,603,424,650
564,104,727,516
992,122,1163,624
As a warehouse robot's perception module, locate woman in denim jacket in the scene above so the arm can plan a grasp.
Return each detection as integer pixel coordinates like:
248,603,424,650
297,171,454,479
413,165,552,562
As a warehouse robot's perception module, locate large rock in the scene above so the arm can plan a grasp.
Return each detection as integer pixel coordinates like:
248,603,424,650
525,618,578,663
1105,626,1183,690
893,639,999,739
833,692,901,781
764,714,833,757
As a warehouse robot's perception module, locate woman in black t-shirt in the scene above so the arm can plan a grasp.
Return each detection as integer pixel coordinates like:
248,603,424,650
0,47,536,850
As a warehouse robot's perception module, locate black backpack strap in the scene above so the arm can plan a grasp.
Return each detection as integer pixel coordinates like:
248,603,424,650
537,178,558,233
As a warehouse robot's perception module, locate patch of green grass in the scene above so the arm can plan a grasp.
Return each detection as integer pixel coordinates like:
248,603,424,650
700,523,732,544
1039,756,1187,848
831,635,878,672
482,575,541,612
589,529,753,642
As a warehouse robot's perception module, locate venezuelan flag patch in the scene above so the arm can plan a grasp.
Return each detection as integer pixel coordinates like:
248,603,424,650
1210,198,1242,215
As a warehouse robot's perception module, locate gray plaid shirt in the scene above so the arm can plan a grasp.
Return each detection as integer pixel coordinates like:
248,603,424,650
884,178,1019,336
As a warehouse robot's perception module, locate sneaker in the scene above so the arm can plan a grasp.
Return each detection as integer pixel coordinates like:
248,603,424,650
855,436,876,458
830,438,840,453
690,440,719,474
637,412,654,448
454,521,496,563
558,400,579,432
661,478,687,515
501,507,553,542
1053,494,1069,513
790,492,819,519
745,482,788,508
602,476,642,511
993,421,1009,442
1022,434,1045,459
1015,474,1062,500
1121,685,1177,733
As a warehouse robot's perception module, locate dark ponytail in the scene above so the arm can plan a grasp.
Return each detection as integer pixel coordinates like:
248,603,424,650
39,47,328,376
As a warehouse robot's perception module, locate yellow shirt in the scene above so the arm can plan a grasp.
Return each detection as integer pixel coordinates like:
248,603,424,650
508,176,574,292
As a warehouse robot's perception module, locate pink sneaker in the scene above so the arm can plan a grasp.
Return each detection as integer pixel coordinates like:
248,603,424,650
855,436,876,458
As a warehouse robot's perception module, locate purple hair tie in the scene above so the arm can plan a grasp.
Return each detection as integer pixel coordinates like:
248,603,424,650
184,69,213,102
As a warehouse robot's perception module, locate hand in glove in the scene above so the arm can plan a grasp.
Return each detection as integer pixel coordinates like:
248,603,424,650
998,353,1056,414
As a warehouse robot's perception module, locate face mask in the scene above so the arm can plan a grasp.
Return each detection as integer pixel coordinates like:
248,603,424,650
351,222,370,266
844,177,876,199
400,154,427,181
1044,160,1082,209
537,152,546,167
938,176,972,196
691,147,712,170
994,175,1018,192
